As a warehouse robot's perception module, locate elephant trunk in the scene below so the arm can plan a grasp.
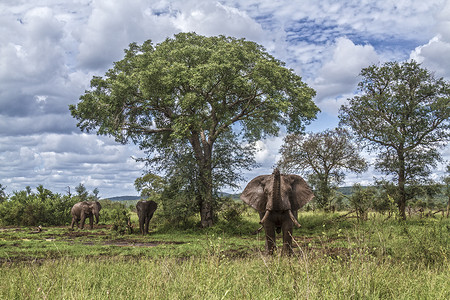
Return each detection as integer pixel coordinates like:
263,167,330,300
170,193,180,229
266,168,281,211
94,213,100,224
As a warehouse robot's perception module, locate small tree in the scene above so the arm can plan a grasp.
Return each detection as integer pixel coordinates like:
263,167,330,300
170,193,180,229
339,61,450,219
278,128,367,209
350,184,377,221
135,173,166,199
75,183,89,201
0,184,7,204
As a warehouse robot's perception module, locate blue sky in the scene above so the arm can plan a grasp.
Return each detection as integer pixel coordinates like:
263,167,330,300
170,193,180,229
1,0,449,197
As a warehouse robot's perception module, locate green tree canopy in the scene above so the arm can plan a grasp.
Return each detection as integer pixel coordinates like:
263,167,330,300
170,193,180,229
339,61,450,219
70,33,319,227
0,184,7,204
278,128,367,209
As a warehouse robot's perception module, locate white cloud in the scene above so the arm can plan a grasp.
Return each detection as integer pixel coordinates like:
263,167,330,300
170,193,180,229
254,136,283,166
410,35,450,79
75,0,265,71
172,2,264,40
311,37,379,113
0,0,449,196
409,1,450,79
0,133,145,197
0,7,65,83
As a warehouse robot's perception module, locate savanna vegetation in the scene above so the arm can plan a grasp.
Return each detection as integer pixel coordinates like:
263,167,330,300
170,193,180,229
1,34,450,298
0,182,449,299
0,204,449,299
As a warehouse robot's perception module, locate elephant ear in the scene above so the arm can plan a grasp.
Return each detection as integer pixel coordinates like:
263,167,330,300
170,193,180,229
287,175,314,211
240,175,270,213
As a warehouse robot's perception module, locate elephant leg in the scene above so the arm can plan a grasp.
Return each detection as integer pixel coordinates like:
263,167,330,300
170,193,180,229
139,218,145,235
144,217,150,234
89,216,94,229
80,217,85,229
263,221,276,255
71,217,76,229
281,219,294,256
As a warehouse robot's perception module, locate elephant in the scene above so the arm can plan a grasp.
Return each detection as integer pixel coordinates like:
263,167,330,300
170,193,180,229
240,168,314,255
70,201,102,229
136,200,158,235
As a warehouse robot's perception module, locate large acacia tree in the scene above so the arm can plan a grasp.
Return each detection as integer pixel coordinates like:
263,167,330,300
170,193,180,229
278,128,367,209
70,33,318,227
339,61,450,219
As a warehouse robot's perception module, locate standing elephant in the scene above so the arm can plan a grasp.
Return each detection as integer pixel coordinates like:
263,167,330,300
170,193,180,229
70,201,102,229
136,200,157,235
240,168,314,255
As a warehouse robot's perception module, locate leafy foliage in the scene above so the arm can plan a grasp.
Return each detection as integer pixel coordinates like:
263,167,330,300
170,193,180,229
349,184,377,221
0,185,77,226
278,128,367,209
0,184,6,204
70,32,318,226
340,61,450,219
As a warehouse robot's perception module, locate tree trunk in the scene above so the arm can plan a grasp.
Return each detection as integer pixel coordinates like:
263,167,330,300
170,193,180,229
397,151,407,220
199,146,216,227
200,200,214,227
198,166,215,227
190,132,215,228
446,196,449,218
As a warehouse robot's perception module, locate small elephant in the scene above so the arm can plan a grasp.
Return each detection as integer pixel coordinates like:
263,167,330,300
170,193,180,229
136,200,157,235
70,201,102,229
240,168,314,255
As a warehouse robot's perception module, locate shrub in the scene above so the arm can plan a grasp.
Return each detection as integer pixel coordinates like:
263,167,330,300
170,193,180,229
98,200,132,234
216,197,246,223
349,184,376,221
0,186,77,226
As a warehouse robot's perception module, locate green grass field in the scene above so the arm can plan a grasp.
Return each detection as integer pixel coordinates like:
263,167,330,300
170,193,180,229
0,212,449,299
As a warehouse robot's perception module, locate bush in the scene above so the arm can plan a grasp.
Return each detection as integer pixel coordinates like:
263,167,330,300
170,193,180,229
158,192,199,226
0,186,77,226
216,197,246,223
349,184,376,221
98,200,132,234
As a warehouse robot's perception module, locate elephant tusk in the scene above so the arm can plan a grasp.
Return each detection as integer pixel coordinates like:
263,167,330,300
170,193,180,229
289,210,301,228
260,210,270,224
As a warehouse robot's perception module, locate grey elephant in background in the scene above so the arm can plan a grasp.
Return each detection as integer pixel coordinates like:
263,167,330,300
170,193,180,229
136,200,157,235
240,168,314,255
70,201,102,229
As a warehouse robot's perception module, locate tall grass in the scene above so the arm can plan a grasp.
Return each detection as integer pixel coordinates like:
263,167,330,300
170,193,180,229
0,212,449,299
1,255,448,299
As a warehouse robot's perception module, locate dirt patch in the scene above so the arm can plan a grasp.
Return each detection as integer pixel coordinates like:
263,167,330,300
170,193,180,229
103,241,159,247
103,239,185,247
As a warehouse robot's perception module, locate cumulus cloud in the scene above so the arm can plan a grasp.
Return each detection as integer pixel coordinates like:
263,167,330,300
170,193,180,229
75,0,266,71
254,136,283,166
75,0,171,70
410,35,450,79
0,134,145,197
172,2,264,40
311,37,379,114
409,1,450,79
0,7,66,82
0,0,448,196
